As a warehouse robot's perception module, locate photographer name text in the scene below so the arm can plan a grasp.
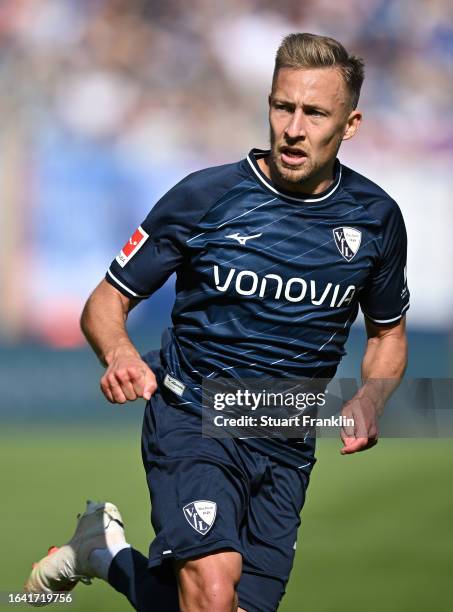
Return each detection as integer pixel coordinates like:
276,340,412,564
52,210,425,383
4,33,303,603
213,415,354,428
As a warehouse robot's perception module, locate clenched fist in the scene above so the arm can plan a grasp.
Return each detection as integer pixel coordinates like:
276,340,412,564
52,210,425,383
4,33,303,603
340,394,379,455
100,350,157,404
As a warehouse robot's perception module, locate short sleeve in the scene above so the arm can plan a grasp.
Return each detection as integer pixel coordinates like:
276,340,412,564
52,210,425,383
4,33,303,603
359,203,410,324
105,175,203,299
104,160,246,299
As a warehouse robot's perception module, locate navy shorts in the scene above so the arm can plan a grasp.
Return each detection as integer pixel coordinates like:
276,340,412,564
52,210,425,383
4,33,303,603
141,389,313,612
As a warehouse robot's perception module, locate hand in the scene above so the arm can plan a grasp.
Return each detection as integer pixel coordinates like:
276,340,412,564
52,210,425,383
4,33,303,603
100,350,157,404
340,395,379,455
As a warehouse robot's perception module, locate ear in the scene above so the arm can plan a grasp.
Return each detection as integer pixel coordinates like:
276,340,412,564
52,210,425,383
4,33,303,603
268,93,272,108
343,109,362,141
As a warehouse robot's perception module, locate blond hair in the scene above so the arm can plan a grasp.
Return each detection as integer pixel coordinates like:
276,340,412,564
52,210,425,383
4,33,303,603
273,33,365,109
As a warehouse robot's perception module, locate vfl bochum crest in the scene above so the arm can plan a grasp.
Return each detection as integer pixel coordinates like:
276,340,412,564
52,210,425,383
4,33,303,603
333,227,362,262
183,500,217,535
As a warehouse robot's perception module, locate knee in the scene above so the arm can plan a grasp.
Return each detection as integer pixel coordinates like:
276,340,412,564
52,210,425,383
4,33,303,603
177,551,241,612
192,573,236,612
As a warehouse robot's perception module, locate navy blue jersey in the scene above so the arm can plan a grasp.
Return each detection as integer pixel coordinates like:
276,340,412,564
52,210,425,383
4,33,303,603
106,149,409,465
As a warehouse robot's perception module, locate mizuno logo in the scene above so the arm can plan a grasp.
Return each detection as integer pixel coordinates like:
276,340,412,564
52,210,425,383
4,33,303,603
226,232,262,245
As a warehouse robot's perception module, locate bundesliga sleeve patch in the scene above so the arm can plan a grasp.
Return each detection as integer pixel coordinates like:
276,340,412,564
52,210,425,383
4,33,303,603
116,226,149,268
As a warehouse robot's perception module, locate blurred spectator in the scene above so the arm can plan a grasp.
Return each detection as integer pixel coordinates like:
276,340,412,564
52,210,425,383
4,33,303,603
0,0,451,345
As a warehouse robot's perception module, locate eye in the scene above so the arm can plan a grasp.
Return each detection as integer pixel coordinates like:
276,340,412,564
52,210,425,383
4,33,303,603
273,102,292,112
307,108,325,117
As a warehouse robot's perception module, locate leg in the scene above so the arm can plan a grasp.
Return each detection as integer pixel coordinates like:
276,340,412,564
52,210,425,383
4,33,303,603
24,501,128,597
176,550,242,612
141,393,248,590
108,548,179,612
140,393,264,609
236,449,313,612
238,571,288,612
24,501,180,611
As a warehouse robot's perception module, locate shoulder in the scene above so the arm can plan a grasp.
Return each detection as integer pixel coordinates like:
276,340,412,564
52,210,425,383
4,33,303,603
141,158,249,235
167,159,249,204
340,164,403,225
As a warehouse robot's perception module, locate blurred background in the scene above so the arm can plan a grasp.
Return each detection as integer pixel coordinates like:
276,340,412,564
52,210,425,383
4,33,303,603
0,1,452,610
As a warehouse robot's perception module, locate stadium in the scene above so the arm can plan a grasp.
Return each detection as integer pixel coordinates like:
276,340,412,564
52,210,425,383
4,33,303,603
1,1,452,610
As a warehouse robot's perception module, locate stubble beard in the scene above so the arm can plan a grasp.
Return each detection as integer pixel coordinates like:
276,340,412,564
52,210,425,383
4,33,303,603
269,131,319,189
268,130,343,192
269,146,316,186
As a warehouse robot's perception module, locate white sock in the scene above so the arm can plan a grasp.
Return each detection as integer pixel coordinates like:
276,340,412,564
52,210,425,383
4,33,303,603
89,543,131,581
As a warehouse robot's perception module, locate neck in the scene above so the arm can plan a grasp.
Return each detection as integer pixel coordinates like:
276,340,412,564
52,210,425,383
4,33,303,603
258,155,336,195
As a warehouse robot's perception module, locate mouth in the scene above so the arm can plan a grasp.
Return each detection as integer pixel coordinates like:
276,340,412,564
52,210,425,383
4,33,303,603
279,146,308,167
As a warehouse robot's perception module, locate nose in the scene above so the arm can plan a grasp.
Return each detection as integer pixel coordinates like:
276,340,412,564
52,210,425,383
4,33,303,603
285,109,306,140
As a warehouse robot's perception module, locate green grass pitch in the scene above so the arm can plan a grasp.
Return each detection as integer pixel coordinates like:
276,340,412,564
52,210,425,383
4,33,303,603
1,426,452,611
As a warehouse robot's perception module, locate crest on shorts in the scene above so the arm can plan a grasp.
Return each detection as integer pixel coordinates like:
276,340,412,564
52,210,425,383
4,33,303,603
183,500,217,535
333,226,362,262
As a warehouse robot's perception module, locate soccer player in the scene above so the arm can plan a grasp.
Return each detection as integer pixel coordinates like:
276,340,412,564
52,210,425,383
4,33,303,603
25,33,409,611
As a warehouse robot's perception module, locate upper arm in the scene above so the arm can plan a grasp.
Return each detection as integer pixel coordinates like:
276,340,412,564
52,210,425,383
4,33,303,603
365,314,407,342
359,203,410,325
105,181,196,301
85,278,140,320
104,163,246,301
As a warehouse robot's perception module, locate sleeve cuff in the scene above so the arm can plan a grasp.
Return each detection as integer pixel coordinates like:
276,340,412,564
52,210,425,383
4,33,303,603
362,300,409,324
106,269,149,299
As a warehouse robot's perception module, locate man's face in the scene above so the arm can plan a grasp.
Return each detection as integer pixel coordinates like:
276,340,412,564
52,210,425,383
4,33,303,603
269,67,360,190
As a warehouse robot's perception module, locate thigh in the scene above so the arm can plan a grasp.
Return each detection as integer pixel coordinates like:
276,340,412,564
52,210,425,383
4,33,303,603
237,458,309,612
176,550,242,612
141,392,249,569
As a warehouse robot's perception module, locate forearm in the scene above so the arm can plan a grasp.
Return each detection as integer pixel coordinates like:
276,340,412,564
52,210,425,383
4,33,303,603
81,280,156,404
358,332,408,414
361,332,407,379
80,281,139,366
340,321,407,453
